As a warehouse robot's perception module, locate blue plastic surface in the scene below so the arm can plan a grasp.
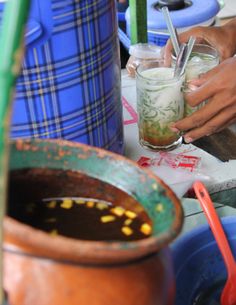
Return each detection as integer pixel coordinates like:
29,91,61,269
0,0,124,154
126,0,220,30
123,0,220,48
171,217,236,305
25,20,43,46
25,0,52,48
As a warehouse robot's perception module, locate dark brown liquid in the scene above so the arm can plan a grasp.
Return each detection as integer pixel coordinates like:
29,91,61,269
8,168,152,241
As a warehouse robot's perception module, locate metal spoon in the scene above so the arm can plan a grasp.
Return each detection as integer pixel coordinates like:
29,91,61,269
179,36,196,76
193,181,236,305
174,36,196,78
161,6,180,56
174,43,187,77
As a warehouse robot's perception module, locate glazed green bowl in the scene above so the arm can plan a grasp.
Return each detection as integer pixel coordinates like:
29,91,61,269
6,139,183,263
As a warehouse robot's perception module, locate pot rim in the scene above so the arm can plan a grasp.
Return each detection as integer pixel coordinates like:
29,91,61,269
4,139,183,265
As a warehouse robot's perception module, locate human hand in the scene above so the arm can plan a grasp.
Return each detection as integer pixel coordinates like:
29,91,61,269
164,22,236,66
170,57,236,143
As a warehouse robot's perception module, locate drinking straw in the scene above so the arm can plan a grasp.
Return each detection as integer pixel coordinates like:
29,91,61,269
162,6,180,56
0,0,30,303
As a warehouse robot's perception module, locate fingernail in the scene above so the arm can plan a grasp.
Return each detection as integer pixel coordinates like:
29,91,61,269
198,73,205,79
187,84,199,91
169,123,179,133
170,127,179,133
186,79,196,84
184,136,193,144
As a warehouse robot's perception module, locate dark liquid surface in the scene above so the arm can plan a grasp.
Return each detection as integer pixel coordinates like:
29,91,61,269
8,168,152,241
193,281,225,305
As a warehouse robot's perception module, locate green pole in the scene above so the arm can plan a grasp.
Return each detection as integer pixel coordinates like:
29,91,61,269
129,0,147,44
0,0,31,303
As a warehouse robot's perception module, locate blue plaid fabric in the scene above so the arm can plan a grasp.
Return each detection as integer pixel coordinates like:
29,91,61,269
1,0,124,154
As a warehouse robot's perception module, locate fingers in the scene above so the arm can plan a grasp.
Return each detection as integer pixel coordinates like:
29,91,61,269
188,68,218,88
170,97,236,143
163,25,233,68
175,91,227,128
184,62,229,107
177,29,203,45
183,105,236,142
216,117,236,133
185,78,218,107
185,58,235,107
171,57,236,142
163,27,205,65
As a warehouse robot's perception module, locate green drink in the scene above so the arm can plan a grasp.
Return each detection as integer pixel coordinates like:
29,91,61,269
173,44,219,116
136,63,184,151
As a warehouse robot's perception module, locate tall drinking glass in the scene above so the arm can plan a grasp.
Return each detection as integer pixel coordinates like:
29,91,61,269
173,44,219,116
136,61,185,151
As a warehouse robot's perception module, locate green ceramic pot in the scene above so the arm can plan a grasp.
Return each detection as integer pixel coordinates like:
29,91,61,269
4,139,183,305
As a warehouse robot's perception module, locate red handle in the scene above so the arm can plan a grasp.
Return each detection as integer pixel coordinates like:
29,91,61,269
193,181,236,276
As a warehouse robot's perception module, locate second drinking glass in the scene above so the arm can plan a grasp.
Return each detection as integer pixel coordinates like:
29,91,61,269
172,44,219,116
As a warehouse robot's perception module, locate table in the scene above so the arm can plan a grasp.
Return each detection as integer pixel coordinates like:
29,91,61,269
122,70,236,207
121,69,236,233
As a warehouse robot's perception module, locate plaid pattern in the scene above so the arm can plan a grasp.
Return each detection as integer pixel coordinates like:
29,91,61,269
1,0,124,154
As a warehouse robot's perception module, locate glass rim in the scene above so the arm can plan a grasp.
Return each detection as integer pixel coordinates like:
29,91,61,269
136,65,183,84
171,43,219,61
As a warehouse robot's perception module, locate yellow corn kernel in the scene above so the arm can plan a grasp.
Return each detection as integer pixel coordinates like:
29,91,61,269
96,202,109,210
75,199,85,204
60,199,73,209
152,183,158,190
87,201,95,208
140,223,152,236
121,226,133,236
125,210,137,219
110,206,125,217
47,201,57,209
124,219,133,226
156,203,164,212
50,229,58,236
100,215,116,223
